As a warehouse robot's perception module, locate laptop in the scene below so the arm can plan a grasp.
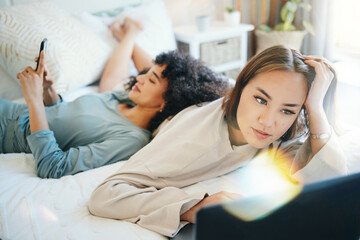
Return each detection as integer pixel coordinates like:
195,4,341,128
173,172,360,240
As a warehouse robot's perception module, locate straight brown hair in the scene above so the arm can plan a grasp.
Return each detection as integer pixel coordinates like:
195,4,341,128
222,45,338,141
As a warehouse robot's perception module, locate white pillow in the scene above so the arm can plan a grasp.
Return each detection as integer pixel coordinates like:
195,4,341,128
0,2,112,94
0,65,23,100
75,0,177,60
116,0,177,58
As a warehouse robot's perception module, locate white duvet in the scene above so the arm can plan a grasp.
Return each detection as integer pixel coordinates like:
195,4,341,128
1,129,359,240
0,151,302,240
0,154,167,240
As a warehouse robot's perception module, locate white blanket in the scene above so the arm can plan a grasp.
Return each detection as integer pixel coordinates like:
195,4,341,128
0,149,307,240
0,126,360,240
1,126,359,240
0,154,167,240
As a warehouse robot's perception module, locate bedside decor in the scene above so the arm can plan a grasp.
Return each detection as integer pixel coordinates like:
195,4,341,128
224,7,241,26
255,0,315,54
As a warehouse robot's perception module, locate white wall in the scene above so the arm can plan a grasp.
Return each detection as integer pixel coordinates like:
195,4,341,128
163,0,236,26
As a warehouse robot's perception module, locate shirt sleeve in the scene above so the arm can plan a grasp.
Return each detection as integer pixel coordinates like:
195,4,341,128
88,124,216,237
89,172,207,237
279,130,348,183
26,130,148,178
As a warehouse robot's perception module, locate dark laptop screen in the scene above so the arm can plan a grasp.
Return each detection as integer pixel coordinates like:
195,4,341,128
195,173,360,240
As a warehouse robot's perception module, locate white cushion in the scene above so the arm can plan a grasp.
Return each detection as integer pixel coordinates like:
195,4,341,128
0,2,112,94
0,64,23,100
75,0,177,75
116,0,177,58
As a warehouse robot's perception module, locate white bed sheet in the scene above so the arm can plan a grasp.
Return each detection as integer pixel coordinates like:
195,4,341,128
0,151,301,240
1,130,359,240
0,153,167,240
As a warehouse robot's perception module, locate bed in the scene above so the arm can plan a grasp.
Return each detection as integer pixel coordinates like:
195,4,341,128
1,0,360,240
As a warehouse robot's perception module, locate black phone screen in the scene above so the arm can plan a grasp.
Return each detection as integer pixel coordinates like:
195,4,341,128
35,38,48,71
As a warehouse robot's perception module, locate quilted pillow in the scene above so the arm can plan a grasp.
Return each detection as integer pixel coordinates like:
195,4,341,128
0,2,112,93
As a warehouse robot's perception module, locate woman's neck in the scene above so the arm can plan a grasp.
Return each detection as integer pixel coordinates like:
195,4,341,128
118,103,157,130
227,123,247,146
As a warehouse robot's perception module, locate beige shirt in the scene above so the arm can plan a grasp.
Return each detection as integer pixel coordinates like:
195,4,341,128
89,98,347,237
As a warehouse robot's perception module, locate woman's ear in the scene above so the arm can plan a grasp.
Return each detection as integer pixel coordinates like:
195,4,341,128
160,102,166,111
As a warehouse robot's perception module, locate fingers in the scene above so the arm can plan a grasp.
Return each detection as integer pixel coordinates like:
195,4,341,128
303,55,330,65
303,55,333,71
304,55,333,74
124,17,144,30
37,50,46,75
17,72,25,80
305,59,333,80
219,191,242,200
109,21,121,30
17,51,48,81
17,67,33,79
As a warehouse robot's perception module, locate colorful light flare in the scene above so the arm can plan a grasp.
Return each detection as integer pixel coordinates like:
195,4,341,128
221,148,304,221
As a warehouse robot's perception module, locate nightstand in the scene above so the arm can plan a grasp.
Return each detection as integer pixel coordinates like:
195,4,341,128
174,22,254,79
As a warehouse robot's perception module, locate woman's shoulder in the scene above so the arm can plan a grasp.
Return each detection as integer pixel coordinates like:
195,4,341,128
153,98,226,140
109,90,128,99
104,90,135,105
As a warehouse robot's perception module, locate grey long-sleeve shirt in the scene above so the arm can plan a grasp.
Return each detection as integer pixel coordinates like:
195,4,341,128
0,91,150,178
89,98,347,237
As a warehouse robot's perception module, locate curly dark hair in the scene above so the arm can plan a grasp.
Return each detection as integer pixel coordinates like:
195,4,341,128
125,50,231,132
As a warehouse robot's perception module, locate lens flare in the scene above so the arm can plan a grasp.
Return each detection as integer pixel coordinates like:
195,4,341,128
38,205,58,222
222,148,304,221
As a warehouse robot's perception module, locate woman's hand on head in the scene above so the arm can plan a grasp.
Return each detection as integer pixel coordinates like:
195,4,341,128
180,191,242,223
17,50,46,105
303,56,334,112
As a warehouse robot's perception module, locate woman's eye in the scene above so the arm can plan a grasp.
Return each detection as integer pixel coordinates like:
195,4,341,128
282,109,295,115
149,78,155,84
255,96,267,105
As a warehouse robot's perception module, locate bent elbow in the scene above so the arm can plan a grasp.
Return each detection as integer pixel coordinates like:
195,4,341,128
88,180,145,220
88,188,107,217
88,184,124,219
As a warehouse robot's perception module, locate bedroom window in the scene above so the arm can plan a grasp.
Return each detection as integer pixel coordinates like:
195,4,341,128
331,0,360,59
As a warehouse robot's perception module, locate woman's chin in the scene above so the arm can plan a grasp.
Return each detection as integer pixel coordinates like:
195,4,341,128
247,138,272,149
128,91,136,101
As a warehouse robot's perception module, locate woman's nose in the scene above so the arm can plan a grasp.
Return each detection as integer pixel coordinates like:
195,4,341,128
258,109,275,128
136,75,145,84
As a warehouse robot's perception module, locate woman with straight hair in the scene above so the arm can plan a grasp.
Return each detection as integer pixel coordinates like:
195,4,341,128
89,45,347,237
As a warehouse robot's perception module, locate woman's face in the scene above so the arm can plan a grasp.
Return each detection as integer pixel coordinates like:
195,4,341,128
235,70,308,148
129,64,168,110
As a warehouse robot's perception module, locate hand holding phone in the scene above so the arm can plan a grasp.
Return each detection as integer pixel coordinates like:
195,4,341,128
35,38,47,71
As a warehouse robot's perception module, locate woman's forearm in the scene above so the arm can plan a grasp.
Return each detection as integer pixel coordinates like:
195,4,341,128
306,106,332,155
43,86,60,106
27,100,49,133
132,44,153,72
99,33,137,92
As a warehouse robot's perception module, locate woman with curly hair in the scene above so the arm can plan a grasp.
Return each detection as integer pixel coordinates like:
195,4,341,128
0,18,230,178
89,45,347,237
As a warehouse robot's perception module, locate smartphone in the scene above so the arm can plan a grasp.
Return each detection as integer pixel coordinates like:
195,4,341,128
35,38,48,71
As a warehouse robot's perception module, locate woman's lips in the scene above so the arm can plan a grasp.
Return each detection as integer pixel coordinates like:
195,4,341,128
252,128,271,140
132,84,140,92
